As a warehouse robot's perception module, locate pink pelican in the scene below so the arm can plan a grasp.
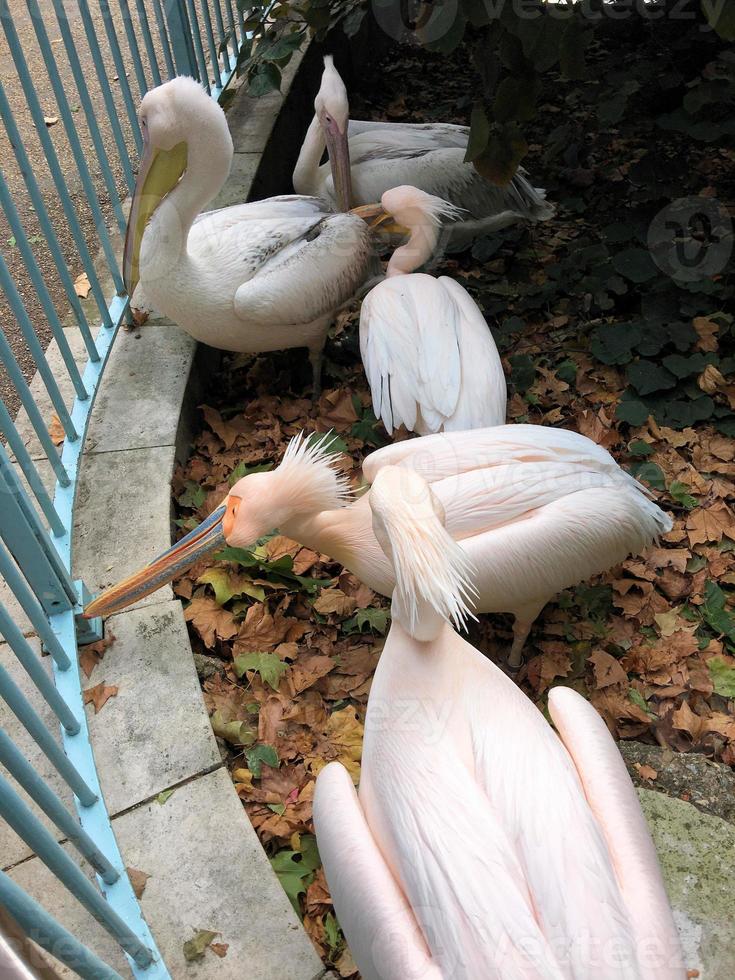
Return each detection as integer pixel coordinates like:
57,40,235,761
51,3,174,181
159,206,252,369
84,426,671,669
314,464,684,979
293,56,554,247
354,185,507,434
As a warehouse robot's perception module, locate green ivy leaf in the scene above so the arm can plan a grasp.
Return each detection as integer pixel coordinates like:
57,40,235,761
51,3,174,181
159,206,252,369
616,398,649,426
270,835,320,913
177,481,206,509
702,0,735,41
628,439,653,457
509,353,536,392
612,248,657,284
626,361,677,396
234,651,288,691
248,61,281,97
707,656,735,698
669,480,698,510
630,461,666,490
342,607,391,635
246,743,279,778
629,688,655,717
661,352,708,379
555,359,577,385
590,322,642,365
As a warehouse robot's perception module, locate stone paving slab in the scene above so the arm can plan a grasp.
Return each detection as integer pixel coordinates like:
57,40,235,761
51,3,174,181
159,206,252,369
113,768,324,980
638,787,735,978
72,444,176,611
84,325,197,456
87,599,221,815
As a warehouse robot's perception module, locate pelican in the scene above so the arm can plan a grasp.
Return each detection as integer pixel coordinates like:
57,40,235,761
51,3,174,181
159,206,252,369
314,464,684,980
124,76,380,392
293,56,554,246
84,426,671,668
355,185,506,434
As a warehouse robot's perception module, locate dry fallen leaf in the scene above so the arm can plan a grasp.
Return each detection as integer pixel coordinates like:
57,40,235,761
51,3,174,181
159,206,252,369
83,681,118,714
126,867,150,899
74,272,91,298
79,630,116,679
48,413,65,446
634,763,658,781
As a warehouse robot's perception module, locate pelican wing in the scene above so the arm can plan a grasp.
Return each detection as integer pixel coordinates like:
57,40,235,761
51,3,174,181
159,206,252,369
463,658,643,979
363,424,625,486
348,119,469,149
314,763,443,980
359,274,462,434
547,687,685,979
233,213,377,327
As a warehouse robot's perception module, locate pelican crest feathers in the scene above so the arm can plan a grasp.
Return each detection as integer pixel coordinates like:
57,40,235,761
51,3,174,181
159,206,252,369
370,466,478,633
279,431,353,512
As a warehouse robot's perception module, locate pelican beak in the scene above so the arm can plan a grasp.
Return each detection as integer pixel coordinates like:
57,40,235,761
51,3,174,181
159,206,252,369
83,503,227,619
123,132,188,297
350,203,409,236
322,116,352,212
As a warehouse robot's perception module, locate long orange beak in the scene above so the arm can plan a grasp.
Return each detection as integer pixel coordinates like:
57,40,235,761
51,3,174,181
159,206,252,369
83,504,227,619
350,203,409,236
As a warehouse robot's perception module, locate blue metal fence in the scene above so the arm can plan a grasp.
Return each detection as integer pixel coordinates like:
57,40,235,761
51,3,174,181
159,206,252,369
0,2,251,975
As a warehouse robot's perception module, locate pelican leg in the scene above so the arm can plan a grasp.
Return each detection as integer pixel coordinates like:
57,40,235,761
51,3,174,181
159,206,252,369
508,602,544,670
308,344,324,403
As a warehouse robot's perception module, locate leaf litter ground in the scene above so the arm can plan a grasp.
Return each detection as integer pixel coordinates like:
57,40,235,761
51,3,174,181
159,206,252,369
165,32,734,977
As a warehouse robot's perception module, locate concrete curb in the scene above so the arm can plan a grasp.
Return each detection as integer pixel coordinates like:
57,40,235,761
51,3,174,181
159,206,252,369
2,45,329,979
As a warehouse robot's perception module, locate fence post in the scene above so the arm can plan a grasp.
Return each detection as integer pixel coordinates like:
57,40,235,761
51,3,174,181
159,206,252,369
163,0,199,78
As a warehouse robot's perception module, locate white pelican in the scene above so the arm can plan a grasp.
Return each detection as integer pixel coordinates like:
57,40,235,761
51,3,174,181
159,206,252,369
124,76,379,392
84,426,671,668
314,464,684,980
355,185,507,434
293,56,554,246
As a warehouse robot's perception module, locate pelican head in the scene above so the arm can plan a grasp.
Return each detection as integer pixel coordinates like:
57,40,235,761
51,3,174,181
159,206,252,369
352,186,462,275
123,76,233,296
369,466,477,642
83,433,350,619
315,56,352,211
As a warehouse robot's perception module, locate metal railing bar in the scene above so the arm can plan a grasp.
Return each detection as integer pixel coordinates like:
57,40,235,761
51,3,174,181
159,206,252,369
183,0,211,93
0,774,155,969
223,0,240,60
0,14,114,328
0,400,65,536
0,542,70,669
0,170,88,402
116,0,149,100
0,660,96,804
211,0,228,65
150,0,176,79
0,331,71,486
0,255,78,443
49,0,127,231
0,608,80,733
0,729,118,884
98,0,144,156
133,0,162,87
70,0,136,194
0,872,124,980
0,81,104,351
24,0,125,294
199,0,220,85
0,447,77,601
